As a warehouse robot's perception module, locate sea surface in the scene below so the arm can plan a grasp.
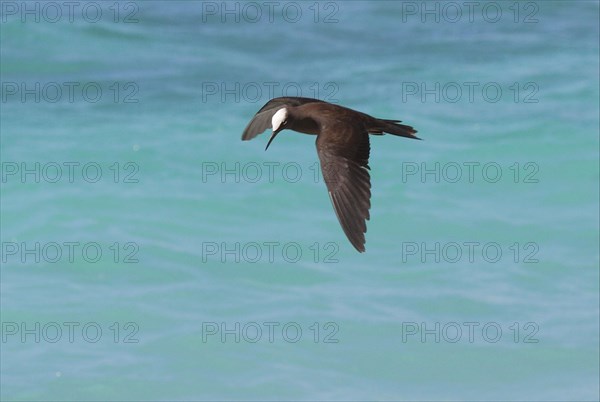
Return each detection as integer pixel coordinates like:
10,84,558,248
1,1,599,400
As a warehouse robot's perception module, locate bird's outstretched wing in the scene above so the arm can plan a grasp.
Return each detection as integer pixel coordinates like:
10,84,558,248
316,123,371,252
241,97,325,140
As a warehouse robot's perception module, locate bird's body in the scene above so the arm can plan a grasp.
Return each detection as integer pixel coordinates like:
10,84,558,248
242,97,419,252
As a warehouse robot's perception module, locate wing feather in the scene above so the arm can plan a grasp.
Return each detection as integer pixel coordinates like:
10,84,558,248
317,124,371,252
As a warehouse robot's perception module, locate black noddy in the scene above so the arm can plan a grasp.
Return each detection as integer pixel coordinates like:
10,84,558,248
242,97,420,253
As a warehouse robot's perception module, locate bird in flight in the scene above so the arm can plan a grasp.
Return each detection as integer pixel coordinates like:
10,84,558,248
242,97,420,252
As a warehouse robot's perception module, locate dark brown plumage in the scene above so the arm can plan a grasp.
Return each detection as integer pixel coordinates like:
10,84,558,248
242,97,419,252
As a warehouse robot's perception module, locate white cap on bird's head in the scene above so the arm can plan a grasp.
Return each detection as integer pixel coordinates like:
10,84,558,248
266,108,288,150
271,108,288,132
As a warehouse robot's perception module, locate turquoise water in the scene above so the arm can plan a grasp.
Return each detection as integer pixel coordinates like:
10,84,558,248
1,1,598,400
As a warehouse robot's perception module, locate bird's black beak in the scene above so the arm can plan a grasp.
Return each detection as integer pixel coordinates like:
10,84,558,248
265,129,280,151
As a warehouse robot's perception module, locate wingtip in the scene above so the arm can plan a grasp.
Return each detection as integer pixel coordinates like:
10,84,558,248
409,130,422,141
351,239,366,253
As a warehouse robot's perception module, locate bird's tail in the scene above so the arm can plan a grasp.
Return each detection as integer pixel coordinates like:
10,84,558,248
370,119,421,140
